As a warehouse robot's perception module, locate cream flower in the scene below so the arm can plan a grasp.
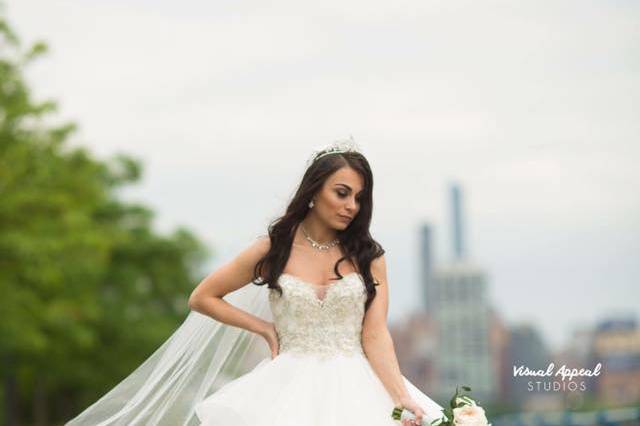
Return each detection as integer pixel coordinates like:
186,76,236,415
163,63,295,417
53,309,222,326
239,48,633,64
452,405,489,426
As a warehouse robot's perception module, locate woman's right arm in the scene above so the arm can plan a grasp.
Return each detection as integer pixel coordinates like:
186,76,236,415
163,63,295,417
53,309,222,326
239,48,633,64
187,235,272,337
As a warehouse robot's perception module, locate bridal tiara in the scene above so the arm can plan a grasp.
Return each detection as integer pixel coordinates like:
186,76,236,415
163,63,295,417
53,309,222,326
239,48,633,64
306,135,363,168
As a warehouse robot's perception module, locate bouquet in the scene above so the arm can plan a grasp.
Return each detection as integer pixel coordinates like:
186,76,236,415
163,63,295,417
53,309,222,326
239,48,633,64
391,385,491,426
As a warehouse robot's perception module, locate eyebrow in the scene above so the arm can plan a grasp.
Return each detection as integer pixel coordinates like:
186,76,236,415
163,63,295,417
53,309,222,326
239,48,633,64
335,183,363,195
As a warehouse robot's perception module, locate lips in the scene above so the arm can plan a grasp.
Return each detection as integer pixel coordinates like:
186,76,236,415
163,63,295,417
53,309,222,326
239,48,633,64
339,215,352,221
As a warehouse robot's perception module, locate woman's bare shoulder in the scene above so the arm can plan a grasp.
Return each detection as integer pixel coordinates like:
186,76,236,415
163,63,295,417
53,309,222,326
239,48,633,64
189,235,272,303
234,234,271,270
250,234,271,255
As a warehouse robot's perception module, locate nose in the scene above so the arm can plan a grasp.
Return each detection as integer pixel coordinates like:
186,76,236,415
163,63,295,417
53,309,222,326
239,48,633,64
346,197,357,212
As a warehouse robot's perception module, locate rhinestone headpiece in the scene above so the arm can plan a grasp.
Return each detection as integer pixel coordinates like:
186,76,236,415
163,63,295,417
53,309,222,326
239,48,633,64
306,135,363,168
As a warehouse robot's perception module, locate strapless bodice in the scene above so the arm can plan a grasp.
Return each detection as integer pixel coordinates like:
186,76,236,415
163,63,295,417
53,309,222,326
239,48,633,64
268,272,367,359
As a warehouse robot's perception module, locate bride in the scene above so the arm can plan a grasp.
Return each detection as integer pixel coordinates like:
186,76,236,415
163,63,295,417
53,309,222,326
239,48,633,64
65,139,444,426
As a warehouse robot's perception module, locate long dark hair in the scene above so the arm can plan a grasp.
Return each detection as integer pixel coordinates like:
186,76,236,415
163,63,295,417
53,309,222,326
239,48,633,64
252,149,385,312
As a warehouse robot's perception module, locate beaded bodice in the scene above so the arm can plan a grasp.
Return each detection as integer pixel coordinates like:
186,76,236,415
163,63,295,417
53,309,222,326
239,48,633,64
268,272,367,359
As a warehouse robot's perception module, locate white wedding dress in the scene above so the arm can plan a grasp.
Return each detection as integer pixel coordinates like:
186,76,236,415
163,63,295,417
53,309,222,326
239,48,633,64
194,271,444,425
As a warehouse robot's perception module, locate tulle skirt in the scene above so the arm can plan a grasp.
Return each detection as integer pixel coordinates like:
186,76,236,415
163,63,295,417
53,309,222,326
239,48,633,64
194,351,443,426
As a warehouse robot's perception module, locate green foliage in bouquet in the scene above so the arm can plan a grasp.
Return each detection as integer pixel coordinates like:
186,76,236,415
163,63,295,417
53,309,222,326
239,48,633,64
391,385,490,426
440,385,475,425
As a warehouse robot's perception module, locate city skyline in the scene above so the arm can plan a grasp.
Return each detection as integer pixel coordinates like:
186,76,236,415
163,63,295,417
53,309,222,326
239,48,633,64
7,0,639,352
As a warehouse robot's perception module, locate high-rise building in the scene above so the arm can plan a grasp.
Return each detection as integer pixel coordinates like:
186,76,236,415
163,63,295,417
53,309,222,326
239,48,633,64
431,262,495,402
428,182,496,403
419,223,436,312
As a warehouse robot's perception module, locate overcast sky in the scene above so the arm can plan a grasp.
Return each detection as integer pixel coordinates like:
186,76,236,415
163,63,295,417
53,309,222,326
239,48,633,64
8,0,639,351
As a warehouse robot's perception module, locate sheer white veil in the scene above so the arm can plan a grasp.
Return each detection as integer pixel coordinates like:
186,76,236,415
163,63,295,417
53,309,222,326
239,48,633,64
65,137,364,425
65,280,273,425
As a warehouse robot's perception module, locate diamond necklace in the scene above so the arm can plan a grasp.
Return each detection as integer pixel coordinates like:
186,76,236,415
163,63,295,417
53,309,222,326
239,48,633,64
300,224,340,251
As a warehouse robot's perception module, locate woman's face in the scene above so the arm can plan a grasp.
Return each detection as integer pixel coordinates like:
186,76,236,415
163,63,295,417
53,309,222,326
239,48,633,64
313,166,364,230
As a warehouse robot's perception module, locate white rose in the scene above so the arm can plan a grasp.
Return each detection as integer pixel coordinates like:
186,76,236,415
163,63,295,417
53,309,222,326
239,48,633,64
453,405,489,426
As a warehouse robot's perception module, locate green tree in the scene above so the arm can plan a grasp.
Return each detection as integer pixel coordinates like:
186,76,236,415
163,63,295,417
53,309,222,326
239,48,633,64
0,11,209,425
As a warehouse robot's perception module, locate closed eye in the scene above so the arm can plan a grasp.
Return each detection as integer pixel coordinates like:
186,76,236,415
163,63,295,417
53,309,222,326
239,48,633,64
337,190,362,202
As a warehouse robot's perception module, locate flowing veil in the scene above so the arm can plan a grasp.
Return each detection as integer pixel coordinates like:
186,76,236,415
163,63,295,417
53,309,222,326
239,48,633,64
65,138,366,425
65,281,273,426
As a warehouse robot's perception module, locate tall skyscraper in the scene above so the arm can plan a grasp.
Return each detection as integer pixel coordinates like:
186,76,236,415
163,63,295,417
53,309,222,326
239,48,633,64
429,182,496,402
420,223,435,311
450,183,465,261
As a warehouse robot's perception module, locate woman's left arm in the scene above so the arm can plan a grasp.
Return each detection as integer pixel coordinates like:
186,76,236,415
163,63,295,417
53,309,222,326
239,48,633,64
362,255,424,425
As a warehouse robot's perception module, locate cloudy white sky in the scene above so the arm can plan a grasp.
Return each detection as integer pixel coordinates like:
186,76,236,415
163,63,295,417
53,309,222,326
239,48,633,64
8,0,639,351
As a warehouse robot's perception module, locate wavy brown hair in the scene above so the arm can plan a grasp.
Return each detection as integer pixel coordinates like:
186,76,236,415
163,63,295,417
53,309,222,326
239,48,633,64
251,149,385,312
